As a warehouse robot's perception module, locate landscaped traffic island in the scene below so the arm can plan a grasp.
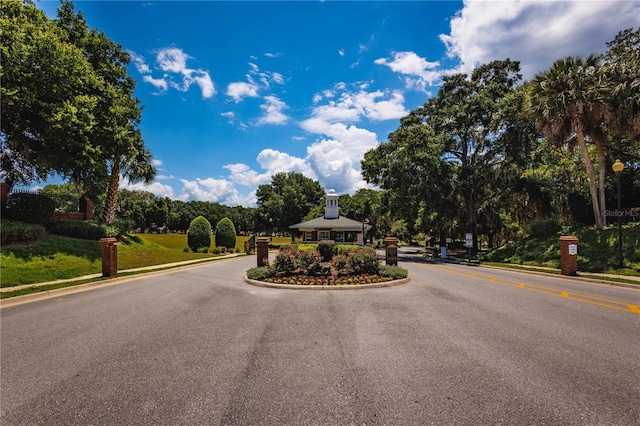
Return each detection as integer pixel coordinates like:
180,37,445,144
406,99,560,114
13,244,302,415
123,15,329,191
245,241,409,289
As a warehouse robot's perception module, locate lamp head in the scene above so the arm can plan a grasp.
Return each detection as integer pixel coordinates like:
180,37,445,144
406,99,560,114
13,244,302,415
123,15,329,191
612,159,624,173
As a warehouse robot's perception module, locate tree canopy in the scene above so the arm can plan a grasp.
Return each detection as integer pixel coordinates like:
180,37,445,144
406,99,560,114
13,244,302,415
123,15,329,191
0,0,155,223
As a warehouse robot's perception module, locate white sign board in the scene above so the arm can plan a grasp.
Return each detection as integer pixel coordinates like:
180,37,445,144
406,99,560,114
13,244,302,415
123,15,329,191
568,244,578,255
465,233,473,248
446,238,452,244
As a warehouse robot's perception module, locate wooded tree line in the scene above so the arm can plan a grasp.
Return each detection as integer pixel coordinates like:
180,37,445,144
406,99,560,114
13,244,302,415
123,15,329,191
362,28,639,251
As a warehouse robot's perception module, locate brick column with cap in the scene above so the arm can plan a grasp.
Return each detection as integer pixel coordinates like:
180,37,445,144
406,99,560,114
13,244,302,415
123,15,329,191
0,182,10,216
256,237,270,267
99,238,119,277
559,236,579,276
384,237,399,266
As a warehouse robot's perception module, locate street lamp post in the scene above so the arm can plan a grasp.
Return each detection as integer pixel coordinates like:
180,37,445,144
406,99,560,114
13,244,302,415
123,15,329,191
612,159,624,268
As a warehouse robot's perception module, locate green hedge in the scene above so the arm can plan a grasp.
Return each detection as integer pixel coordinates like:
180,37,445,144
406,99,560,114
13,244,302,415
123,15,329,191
5,193,56,224
0,220,46,245
49,220,119,240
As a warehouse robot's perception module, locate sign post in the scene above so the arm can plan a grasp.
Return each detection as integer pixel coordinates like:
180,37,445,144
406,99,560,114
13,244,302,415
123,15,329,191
465,233,473,263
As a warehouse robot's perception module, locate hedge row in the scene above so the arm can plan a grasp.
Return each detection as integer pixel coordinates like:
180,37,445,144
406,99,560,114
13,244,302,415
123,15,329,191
49,220,119,240
1,220,46,245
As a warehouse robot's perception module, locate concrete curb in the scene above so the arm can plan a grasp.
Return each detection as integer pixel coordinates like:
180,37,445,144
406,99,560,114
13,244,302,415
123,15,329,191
244,276,410,290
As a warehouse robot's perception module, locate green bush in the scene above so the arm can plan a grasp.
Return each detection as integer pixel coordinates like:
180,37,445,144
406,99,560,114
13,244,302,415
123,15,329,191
317,240,335,261
526,218,561,238
297,249,322,275
5,193,56,224
0,220,45,245
345,246,379,275
335,244,363,255
246,266,275,280
49,220,119,240
273,245,299,276
378,264,408,279
214,217,237,249
187,216,212,252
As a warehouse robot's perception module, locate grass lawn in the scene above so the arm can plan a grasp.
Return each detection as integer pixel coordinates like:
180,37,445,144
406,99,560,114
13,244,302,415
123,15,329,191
1,233,295,288
481,222,640,276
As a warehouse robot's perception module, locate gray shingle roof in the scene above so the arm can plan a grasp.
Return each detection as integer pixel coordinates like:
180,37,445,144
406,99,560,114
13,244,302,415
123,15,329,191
290,215,372,231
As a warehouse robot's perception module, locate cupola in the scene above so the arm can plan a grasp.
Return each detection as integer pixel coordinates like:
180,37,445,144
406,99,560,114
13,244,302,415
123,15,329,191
324,189,339,219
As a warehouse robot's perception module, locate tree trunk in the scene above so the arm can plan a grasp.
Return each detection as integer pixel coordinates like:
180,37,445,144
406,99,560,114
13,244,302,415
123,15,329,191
102,165,120,224
575,126,603,229
594,138,607,226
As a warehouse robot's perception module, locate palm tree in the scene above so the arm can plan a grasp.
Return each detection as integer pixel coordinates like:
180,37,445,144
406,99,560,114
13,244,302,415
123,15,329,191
526,55,609,228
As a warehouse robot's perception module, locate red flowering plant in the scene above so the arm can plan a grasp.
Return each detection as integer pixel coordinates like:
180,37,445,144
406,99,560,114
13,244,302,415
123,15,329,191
273,244,299,276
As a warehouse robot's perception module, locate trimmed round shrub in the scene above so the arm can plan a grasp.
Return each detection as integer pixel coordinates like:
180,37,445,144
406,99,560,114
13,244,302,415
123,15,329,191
317,240,335,262
5,193,56,224
214,217,237,249
187,216,212,252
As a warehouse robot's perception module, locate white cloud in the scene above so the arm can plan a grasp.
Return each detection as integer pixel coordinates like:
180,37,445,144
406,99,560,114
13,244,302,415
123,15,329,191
304,85,407,125
157,47,190,73
177,178,245,205
152,159,163,166
121,178,175,199
128,50,151,74
375,51,441,91
256,96,289,125
131,47,215,98
227,82,260,102
143,75,168,91
440,0,640,79
226,63,286,103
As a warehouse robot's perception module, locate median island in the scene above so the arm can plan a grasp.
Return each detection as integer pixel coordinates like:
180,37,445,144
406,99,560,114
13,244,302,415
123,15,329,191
245,241,408,288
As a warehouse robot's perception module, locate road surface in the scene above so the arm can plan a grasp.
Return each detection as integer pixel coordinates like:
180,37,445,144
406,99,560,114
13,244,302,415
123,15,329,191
2,256,639,425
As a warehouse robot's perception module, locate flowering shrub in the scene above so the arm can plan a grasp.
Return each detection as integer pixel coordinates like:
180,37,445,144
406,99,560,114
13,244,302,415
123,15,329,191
260,243,407,285
345,247,378,275
297,249,322,275
274,245,300,276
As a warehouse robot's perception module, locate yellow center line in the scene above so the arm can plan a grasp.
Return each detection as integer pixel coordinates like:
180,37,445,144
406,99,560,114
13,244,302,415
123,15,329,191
418,264,640,315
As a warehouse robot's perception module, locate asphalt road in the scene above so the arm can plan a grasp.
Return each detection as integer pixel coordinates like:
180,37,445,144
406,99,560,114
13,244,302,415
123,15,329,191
1,256,639,425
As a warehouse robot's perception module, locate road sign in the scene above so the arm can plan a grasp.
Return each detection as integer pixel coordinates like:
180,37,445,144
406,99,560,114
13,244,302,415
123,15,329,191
465,233,473,248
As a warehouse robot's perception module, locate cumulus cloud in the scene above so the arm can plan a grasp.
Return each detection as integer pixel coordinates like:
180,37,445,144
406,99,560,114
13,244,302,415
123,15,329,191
304,84,408,125
226,62,286,103
177,178,247,205
440,0,640,79
227,82,260,102
129,47,215,98
375,51,442,91
121,177,176,199
255,96,289,125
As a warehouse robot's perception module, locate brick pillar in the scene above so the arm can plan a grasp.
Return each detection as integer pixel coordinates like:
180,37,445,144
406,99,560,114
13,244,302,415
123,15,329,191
256,237,270,267
559,236,579,276
384,237,399,266
0,182,10,216
99,238,119,277
80,197,94,220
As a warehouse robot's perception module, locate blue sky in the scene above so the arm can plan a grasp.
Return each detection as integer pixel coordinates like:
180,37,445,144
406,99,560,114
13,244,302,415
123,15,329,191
36,0,640,206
